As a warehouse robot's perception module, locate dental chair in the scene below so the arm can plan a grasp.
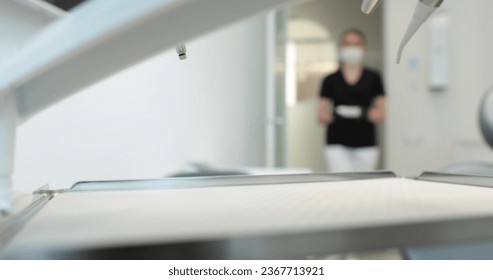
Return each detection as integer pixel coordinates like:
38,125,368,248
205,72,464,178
440,88,493,176
404,88,493,259
167,163,248,178
441,161,493,176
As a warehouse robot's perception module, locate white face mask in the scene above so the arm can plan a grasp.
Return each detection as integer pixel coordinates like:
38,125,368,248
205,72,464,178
340,47,364,65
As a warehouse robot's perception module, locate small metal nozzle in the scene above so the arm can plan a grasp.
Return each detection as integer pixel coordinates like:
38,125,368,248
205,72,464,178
176,44,187,61
420,0,444,8
361,0,382,14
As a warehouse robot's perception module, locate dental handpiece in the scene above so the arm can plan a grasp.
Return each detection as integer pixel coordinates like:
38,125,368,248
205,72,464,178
361,0,444,64
397,0,444,64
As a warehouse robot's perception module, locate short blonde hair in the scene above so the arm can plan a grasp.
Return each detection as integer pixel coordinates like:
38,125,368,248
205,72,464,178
339,28,367,46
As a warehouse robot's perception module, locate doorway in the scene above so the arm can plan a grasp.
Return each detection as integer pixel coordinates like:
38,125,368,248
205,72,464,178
286,18,338,171
274,0,385,172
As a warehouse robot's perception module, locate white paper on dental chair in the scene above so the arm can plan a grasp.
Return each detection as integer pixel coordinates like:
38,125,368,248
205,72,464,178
6,177,493,252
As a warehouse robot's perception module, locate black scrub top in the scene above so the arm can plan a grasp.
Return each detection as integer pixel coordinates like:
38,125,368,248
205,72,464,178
320,68,385,148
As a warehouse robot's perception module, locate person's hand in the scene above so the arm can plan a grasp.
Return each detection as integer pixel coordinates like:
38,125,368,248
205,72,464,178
367,96,386,124
318,98,334,124
319,111,333,124
367,107,381,123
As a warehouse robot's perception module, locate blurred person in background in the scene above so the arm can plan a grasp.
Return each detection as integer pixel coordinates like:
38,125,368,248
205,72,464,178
318,29,385,172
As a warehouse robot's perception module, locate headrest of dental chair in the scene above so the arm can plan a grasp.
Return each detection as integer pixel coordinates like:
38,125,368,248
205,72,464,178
480,88,493,148
441,161,493,176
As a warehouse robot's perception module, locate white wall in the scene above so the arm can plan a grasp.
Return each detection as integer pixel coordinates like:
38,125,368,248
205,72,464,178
12,16,268,191
384,0,493,176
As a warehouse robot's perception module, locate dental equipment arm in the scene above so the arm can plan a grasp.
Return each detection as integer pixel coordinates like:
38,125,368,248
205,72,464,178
0,93,15,215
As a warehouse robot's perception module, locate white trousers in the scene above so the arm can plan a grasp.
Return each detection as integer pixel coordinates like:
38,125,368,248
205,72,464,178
324,145,379,172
